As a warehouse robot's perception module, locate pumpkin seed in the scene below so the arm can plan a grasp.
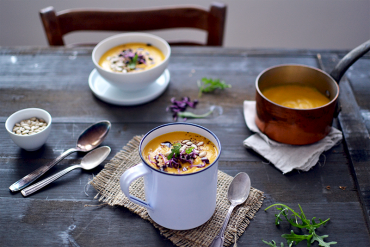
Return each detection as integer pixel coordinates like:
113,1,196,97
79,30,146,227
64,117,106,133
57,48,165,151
199,151,207,158
12,117,48,135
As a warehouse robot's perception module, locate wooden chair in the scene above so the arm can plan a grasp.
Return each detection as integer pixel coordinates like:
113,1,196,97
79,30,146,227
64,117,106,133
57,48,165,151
39,3,227,47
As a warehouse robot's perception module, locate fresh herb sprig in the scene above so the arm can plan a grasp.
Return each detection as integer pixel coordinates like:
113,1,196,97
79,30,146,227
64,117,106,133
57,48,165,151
263,204,337,247
197,77,231,97
262,240,293,247
185,146,194,154
167,143,181,159
128,53,139,70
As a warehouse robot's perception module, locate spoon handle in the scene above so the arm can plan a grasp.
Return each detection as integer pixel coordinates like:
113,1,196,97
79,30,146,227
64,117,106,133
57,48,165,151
21,164,82,197
9,147,79,192
209,204,236,247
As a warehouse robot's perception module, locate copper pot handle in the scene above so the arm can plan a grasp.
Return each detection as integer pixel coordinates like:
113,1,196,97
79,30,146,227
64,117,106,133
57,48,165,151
330,39,370,83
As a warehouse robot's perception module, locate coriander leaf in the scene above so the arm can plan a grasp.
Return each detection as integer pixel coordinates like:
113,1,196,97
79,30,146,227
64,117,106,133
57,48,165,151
177,108,214,119
197,77,231,97
128,53,139,70
281,230,311,245
262,240,279,247
185,147,194,154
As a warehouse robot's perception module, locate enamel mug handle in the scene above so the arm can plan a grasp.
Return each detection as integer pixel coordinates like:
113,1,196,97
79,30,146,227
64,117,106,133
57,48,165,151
120,163,153,210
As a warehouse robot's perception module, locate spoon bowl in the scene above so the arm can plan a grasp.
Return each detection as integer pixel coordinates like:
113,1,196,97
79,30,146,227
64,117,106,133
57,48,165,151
9,120,111,192
228,172,251,204
21,146,111,196
76,120,111,151
210,172,251,247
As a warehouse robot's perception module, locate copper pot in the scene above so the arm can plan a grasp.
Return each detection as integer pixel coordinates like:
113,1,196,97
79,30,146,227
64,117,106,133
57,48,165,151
255,40,370,145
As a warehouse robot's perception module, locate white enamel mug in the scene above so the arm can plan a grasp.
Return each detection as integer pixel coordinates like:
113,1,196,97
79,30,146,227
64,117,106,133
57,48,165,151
120,123,221,230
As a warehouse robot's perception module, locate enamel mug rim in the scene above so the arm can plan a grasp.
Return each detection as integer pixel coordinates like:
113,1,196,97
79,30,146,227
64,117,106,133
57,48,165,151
139,122,222,175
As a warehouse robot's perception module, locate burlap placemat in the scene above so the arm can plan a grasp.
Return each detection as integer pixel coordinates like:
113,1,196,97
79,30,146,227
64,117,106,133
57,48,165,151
90,136,264,247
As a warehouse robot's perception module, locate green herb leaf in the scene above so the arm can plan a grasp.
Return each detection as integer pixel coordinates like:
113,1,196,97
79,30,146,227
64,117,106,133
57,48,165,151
262,240,279,247
311,233,337,247
128,53,139,70
263,204,336,247
262,240,293,247
197,77,231,97
167,143,181,159
281,230,311,245
185,147,194,154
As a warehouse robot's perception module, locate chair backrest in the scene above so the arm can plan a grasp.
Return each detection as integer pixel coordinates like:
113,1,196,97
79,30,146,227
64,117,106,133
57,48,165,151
39,3,227,47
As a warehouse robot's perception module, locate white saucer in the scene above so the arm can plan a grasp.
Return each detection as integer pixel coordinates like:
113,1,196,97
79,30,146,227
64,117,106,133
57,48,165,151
88,69,170,106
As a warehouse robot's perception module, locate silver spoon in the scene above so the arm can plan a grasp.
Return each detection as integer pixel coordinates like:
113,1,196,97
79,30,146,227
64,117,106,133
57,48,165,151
21,146,111,197
9,120,111,192
209,172,251,247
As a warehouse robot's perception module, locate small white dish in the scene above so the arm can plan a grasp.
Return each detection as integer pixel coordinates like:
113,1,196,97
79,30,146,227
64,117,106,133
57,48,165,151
89,68,170,106
5,108,52,151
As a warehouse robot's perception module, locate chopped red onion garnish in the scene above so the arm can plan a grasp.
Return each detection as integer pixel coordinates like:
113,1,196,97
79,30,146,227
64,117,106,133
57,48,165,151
148,154,155,164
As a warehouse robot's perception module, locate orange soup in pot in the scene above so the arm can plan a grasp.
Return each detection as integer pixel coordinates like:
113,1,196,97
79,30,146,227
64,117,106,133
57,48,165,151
262,84,330,109
142,131,218,174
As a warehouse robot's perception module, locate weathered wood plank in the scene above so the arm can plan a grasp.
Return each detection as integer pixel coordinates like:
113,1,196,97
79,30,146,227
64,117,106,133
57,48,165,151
319,52,370,231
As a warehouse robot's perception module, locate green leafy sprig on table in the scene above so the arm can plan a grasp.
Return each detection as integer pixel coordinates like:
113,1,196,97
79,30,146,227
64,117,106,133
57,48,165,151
197,77,231,97
177,108,215,119
263,204,337,247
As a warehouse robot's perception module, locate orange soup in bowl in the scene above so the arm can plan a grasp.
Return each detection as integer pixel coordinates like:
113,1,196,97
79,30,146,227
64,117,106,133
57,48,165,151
262,84,330,109
98,43,165,73
142,131,218,174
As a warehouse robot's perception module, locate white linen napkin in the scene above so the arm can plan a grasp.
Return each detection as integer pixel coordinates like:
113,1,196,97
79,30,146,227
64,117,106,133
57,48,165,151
243,101,343,174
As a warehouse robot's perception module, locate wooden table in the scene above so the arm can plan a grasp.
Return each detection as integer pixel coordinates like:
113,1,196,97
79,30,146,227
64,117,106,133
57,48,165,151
1,46,369,246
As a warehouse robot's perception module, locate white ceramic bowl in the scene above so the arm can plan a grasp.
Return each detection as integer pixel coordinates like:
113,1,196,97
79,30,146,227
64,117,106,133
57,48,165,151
92,33,171,92
5,108,52,151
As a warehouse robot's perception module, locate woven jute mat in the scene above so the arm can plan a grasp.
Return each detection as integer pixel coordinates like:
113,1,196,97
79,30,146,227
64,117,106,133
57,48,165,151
90,136,264,247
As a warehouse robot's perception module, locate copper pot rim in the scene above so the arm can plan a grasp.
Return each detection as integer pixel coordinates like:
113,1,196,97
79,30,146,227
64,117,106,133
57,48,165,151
255,63,340,111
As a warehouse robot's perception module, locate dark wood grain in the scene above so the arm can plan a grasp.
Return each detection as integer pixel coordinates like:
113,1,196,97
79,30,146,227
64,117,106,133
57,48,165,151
1,47,370,246
318,52,370,232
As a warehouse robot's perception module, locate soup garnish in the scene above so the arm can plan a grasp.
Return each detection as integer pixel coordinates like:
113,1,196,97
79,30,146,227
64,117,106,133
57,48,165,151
143,131,218,174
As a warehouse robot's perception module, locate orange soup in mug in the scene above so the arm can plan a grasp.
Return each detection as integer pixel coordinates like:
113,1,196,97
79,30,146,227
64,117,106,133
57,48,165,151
142,131,218,174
